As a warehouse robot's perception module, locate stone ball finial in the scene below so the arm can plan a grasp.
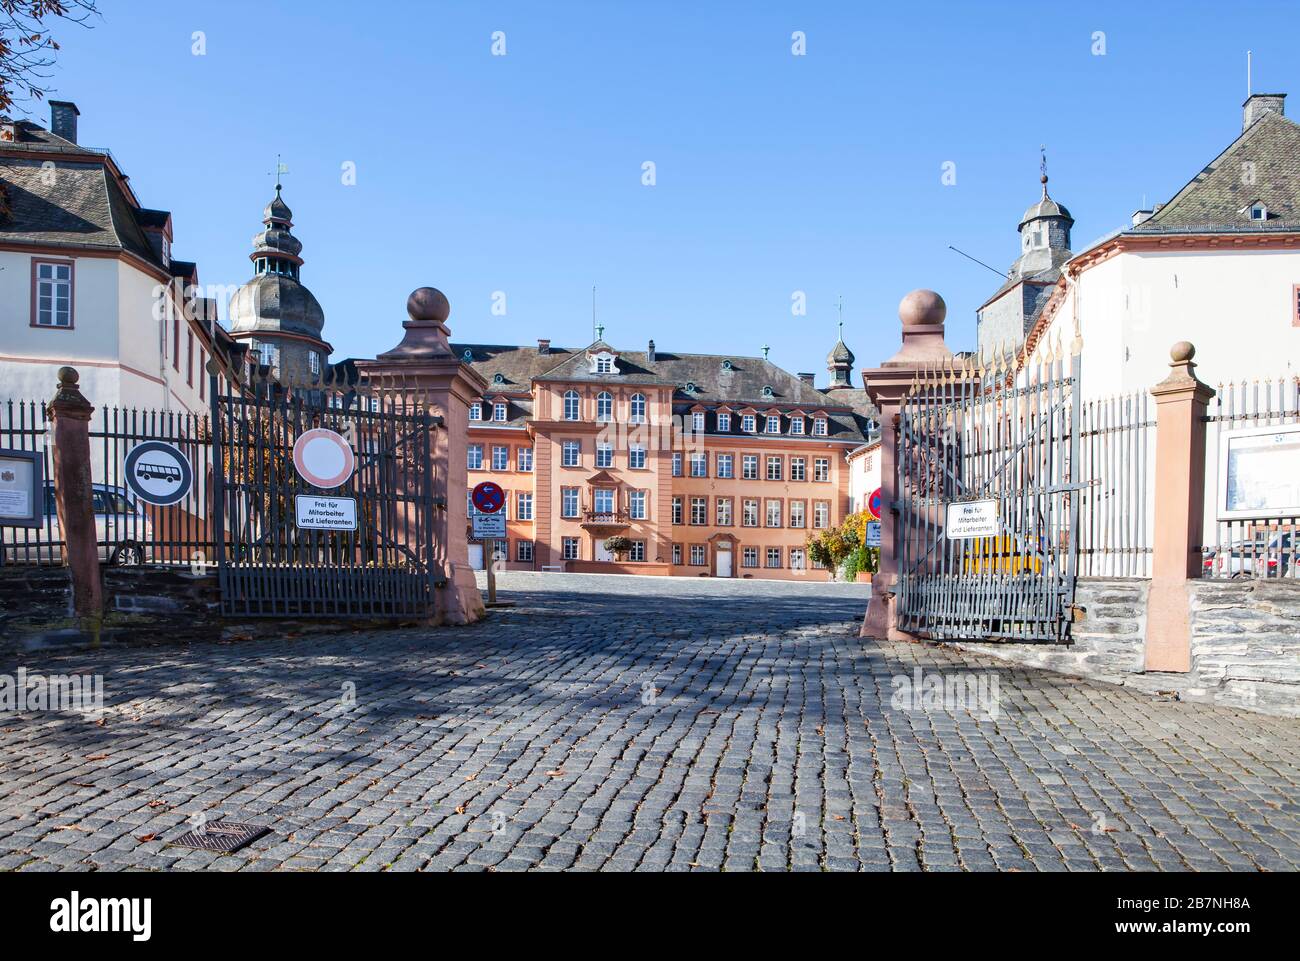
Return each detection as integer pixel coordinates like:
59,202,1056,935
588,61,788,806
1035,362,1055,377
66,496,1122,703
57,366,79,387
899,289,946,327
407,287,450,323
1170,341,1195,363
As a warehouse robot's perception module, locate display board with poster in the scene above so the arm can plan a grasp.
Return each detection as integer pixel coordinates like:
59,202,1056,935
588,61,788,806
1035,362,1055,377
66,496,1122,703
1218,423,1300,520
0,448,44,529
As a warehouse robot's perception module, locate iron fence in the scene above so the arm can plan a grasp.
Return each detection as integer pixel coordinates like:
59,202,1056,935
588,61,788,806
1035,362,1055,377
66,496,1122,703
1076,390,1154,577
0,399,213,567
1200,375,1300,580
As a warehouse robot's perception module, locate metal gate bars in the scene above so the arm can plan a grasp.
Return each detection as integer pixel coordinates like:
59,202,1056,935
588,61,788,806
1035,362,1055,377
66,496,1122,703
896,342,1082,643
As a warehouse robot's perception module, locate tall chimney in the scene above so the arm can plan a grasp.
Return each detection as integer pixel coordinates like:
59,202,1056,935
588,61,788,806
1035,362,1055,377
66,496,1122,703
647,339,656,362
1243,93,1285,131
49,101,79,144
537,338,550,355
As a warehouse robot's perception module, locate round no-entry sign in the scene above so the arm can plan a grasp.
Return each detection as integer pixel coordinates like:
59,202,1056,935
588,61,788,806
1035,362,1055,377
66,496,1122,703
472,481,505,514
293,428,355,489
867,487,883,520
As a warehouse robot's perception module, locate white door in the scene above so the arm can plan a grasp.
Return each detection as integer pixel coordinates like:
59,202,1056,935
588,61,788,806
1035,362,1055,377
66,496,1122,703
468,543,485,570
595,540,614,562
716,544,733,577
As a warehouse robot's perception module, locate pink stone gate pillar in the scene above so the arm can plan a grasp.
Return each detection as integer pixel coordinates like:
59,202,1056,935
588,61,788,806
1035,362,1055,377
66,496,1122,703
356,288,486,625
47,366,103,622
860,290,953,641
1144,342,1214,672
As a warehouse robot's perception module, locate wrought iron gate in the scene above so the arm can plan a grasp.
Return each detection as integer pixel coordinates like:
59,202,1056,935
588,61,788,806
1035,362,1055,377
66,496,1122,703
896,344,1081,643
210,372,442,618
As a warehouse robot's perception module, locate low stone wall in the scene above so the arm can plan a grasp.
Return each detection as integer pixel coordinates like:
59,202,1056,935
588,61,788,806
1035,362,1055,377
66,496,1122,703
952,577,1300,717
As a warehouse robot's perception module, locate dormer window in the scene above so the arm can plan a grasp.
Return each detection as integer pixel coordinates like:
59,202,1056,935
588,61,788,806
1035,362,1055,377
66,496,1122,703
692,411,705,432
741,414,756,433
761,386,774,399
765,415,781,434
493,402,508,422
790,417,805,435
813,417,828,436
1249,202,1269,221
462,349,474,362
469,402,483,421
588,350,618,375
717,412,731,432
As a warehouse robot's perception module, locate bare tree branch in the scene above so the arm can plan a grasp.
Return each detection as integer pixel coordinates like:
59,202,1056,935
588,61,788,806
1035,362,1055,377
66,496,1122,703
0,1,101,116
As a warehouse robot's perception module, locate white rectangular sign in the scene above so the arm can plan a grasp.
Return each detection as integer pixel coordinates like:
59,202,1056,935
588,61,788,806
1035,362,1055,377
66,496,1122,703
1218,423,1300,520
295,494,358,531
472,512,506,540
945,499,1000,539
865,521,882,547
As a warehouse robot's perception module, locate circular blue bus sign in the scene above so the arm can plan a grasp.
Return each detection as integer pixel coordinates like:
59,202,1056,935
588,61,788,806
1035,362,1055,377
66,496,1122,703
124,441,193,506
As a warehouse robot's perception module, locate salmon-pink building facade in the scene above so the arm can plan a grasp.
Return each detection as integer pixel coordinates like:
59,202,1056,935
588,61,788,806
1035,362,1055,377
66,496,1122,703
460,335,877,580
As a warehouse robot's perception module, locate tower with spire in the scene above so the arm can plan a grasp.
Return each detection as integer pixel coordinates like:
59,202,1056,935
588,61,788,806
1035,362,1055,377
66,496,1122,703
975,149,1074,357
826,318,855,389
226,175,331,384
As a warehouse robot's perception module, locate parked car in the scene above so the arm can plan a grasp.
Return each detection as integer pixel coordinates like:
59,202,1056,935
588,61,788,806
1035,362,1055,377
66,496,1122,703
1202,532,1297,578
1,483,153,565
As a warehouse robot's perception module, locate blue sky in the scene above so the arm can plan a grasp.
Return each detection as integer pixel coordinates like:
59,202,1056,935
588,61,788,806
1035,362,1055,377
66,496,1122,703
37,0,1298,377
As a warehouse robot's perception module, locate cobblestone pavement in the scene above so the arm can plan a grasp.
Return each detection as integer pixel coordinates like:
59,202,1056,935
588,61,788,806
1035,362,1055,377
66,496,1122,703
1,571,1297,872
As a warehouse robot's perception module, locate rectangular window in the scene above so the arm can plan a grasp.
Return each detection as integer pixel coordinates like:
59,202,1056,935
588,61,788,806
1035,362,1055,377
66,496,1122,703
629,490,647,519
562,441,581,467
672,543,682,565
692,411,705,433
467,445,483,470
517,540,534,562
629,540,646,562
596,442,613,468
790,417,804,435
766,547,782,568
690,496,707,525
491,445,509,470
173,316,181,370
309,350,321,375
742,546,758,568
672,452,682,477
766,456,782,481
717,412,731,432
716,497,732,526
742,499,759,527
742,455,759,480
790,457,806,482
517,492,533,521
562,537,580,560
716,454,734,478
593,488,615,514
561,487,579,518
629,445,646,469
672,496,683,525
813,418,828,437
765,499,782,527
813,501,830,529
741,414,756,433
689,452,708,477
469,402,483,421
766,415,781,434
517,447,533,472
814,458,830,482
790,548,806,571
689,544,707,566
789,500,806,528
199,351,207,400
494,402,508,422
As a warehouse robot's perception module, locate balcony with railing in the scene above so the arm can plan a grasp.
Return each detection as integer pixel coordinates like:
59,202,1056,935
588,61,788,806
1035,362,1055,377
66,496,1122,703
581,510,631,529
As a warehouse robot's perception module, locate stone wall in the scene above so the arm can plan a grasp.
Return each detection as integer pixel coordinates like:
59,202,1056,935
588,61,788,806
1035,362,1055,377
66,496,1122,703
952,577,1300,717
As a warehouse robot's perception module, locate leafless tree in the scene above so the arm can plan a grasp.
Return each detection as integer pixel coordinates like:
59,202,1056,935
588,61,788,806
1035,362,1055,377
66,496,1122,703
0,1,100,115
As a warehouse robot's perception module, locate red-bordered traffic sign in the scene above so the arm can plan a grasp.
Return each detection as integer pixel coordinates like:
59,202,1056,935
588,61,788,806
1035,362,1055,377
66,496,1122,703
867,487,883,520
471,481,506,514
292,428,355,489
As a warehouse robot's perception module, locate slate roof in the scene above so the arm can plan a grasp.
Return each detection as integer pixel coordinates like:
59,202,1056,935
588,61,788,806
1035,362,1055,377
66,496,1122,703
1131,109,1300,233
0,122,162,266
452,341,878,442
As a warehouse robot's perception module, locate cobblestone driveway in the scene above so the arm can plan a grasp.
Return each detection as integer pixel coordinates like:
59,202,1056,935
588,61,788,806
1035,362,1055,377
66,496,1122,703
1,572,1297,871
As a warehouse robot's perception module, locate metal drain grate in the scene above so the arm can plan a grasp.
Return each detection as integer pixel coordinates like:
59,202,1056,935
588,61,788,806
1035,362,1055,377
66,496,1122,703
167,820,270,853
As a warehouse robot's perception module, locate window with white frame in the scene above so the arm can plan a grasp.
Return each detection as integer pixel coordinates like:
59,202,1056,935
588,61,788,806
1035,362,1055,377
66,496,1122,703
790,457,806,481
494,402,508,422
766,547,782,568
562,441,581,467
789,500,806,528
562,537,580,560
629,490,647,519
689,452,707,477
309,351,321,375
741,414,756,433
716,497,732,526
813,418,828,436
814,458,830,482
593,488,615,514
629,445,646,469
790,416,804,435
766,456,782,481
517,447,533,472
561,487,579,518
765,499,782,527
630,393,646,423
629,540,645,562
33,261,72,328
717,454,734,478
689,544,707,566
596,391,613,422
717,412,731,432
517,540,534,562
790,548,806,571
594,354,614,374
491,445,508,470
517,492,533,520
672,543,682,565
563,390,580,420
467,445,483,470
813,501,830,529
596,442,613,468
742,499,759,527
672,452,682,476
690,496,707,525
765,415,781,433
469,402,483,421
742,455,758,480
672,496,683,524
691,411,705,433
742,546,759,568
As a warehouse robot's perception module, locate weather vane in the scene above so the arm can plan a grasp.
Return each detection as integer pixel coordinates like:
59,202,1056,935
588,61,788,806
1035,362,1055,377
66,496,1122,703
269,154,289,190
